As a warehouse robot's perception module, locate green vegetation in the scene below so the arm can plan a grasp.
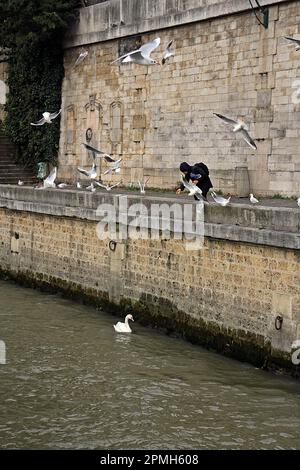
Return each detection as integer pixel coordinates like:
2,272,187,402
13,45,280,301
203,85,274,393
0,0,80,167
122,184,176,194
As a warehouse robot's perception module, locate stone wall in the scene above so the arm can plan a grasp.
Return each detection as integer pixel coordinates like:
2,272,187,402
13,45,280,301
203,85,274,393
0,185,299,374
59,0,300,197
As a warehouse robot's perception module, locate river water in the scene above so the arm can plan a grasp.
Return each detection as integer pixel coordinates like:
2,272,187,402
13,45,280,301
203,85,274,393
0,280,299,450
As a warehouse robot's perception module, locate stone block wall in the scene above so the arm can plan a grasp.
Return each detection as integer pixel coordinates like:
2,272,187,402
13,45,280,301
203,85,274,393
59,0,300,196
0,187,299,372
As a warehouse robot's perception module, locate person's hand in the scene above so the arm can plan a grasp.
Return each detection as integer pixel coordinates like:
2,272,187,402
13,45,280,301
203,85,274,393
176,189,182,195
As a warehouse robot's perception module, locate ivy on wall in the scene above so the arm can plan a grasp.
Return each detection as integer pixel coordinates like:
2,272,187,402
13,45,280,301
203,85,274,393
0,0,81,167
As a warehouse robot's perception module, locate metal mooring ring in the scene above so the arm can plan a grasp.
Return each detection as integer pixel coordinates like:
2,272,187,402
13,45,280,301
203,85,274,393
109,240,117,252
275,315,283,331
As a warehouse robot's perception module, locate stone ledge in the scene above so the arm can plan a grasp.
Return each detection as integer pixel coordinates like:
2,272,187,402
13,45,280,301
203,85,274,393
0,185,299,250
65,0,290,48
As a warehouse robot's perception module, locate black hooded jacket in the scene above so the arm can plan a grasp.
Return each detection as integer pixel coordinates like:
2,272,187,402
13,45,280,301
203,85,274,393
179,162,213,198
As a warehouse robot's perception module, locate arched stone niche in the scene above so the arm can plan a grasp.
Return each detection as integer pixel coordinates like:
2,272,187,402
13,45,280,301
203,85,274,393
83,94,103,148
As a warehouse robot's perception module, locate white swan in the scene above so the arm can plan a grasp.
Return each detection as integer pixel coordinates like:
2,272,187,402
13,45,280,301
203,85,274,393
113,314,134,333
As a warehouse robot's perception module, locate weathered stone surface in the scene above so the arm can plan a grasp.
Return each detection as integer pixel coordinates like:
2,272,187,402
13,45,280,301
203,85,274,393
1,185,300,249
59,0,300,197
0,186,299,374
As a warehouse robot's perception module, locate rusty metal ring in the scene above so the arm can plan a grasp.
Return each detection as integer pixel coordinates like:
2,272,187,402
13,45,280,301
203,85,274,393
109,240,117,252
275,315,283,331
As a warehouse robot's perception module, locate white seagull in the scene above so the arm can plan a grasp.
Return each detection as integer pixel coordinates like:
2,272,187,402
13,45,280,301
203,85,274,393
95,181,121,191
113,314,134,333
77,182,82,189
111,37,160,65
138,178,150,194
210,191,231,206
162,40,175,65
77,162,97,179
58,183,68,189
213,113,257,150
18,180,24,186
31,109,61,126
103,157,122,175
181,176,203,201
43,167,57,189
250,193,259,204
74,49,88,68
284,36,300,51
297,197,300,207
86,182,96,192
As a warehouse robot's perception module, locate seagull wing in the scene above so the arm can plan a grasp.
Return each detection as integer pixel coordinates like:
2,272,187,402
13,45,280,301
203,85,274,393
110,181,121,189
166,40,173,51
111,47,140,64
104,155,116,163
211,192,228,205
284,36,300,46
31,117,46,126
81,142,106,155
181,176,193,191
49,109,61,120
44,167,57,186
94,181,107,189
77,167,88,177
74,51,88,67
162,40,174,64
240,129,257,150
140,37,160,58
213,113,238,126
210,191,220,203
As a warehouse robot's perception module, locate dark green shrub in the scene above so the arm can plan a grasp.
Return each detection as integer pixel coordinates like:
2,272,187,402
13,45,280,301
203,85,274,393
0,0,80,167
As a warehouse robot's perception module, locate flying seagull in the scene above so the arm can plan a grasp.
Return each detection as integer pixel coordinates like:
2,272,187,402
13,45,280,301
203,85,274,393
284,36,300,51
95,181,121,191
103,157,122,175
77,162,97,179
250,193,259,204
74,49,88,68
18,180,24,186
181,176,203,201
81,142,111,160
138,178,150,194
31,109,61,126
111,37,160,65
213,113,257,150
162,40,175,65
210,191,231,206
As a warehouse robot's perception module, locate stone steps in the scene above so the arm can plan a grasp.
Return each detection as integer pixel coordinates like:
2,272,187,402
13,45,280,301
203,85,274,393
0,129,37,185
